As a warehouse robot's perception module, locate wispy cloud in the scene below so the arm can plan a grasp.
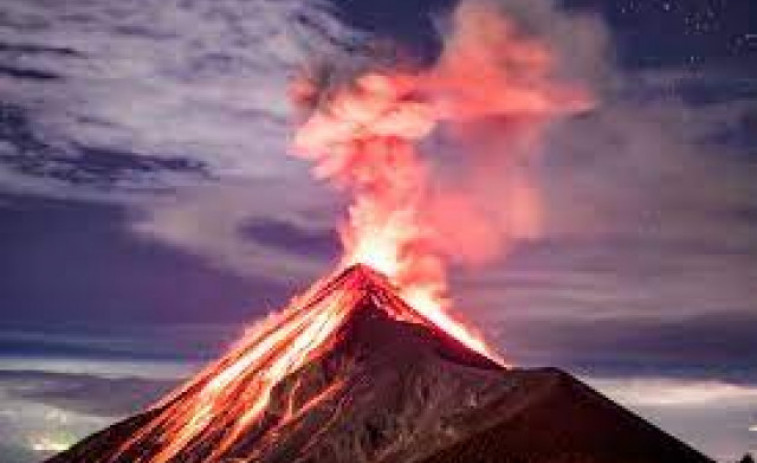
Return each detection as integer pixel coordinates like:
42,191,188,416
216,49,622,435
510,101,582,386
586,376,757,461
0,370,177,417
0,357,191,462
0,0,360,282
1,0,753,301
589,377,757,407
0,0,352,198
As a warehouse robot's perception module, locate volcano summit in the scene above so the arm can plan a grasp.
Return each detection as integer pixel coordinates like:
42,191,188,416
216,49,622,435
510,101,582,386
48,265,712,463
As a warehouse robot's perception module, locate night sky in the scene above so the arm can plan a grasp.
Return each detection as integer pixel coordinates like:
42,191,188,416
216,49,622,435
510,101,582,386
0,0,755,461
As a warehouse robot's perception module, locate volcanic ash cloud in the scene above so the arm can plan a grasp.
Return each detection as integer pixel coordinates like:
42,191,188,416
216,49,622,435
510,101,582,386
291,0,594,318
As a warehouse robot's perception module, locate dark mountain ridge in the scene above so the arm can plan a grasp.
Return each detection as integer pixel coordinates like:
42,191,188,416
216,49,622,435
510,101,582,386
48,265,713,463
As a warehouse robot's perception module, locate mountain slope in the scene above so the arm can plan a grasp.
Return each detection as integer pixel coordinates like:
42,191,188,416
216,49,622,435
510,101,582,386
48,265,713,463
421,369,711,463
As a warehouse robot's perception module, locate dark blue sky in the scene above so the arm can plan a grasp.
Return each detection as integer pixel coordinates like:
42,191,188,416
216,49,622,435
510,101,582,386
0,0,755,461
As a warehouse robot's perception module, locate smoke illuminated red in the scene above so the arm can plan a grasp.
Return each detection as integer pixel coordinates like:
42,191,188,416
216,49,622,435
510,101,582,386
292,0,591,360
104,2,592,462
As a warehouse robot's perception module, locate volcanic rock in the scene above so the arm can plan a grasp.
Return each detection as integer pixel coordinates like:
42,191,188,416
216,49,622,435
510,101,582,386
48,265,713,463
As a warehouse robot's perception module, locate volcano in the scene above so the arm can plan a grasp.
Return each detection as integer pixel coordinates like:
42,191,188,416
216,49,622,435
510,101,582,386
48,265,712,463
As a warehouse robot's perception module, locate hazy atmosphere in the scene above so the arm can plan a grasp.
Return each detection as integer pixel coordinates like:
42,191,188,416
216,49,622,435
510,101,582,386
0,0,755,461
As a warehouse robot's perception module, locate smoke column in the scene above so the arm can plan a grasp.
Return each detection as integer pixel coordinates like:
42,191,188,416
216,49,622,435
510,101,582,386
291,0,593,342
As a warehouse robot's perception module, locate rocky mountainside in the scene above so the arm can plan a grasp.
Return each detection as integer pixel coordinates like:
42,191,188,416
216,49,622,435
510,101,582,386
48,265,713,463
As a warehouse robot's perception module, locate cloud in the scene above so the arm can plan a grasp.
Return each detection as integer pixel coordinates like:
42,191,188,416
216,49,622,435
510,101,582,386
457,236,755,321
464,0,614,86
542,73,757,247
0,64,60,80
0,103,207,188
588,377,757,407
0,370,177,417
0,192,295,325
0,0,365,281
0,324,237,361
239,217,339,260
585,376,757,461
488,309,757,383
0,357,193,463
0,0,358,202
0,356,196,380
131,181,342,282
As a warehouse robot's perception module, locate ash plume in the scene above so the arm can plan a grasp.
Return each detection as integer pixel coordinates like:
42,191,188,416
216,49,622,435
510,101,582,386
290,0,594,317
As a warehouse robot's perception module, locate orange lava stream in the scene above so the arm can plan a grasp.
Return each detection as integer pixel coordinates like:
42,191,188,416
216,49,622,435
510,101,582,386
109,266,482,463
109,269,362,462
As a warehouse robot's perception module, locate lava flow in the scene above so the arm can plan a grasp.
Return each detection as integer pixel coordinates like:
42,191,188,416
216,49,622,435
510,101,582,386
53,263,716,463
105,2,592,461
107,265,485,463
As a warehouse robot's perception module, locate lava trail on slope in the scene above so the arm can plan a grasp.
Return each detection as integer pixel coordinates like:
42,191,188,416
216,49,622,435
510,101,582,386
49,265,712,463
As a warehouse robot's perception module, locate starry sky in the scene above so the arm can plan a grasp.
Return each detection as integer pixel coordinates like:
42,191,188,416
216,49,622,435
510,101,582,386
0,0,755,461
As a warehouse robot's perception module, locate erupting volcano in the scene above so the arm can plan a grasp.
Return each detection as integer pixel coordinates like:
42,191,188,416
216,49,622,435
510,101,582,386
48,2,716,462
50,264,712,463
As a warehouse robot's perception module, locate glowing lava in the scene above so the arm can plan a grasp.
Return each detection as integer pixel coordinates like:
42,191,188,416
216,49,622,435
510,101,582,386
108,265,480,463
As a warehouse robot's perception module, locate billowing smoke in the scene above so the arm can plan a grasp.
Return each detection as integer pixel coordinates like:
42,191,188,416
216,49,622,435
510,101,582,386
291,0,593,315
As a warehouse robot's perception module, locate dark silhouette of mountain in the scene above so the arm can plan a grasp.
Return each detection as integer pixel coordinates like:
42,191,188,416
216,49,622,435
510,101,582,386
48,265,713,463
